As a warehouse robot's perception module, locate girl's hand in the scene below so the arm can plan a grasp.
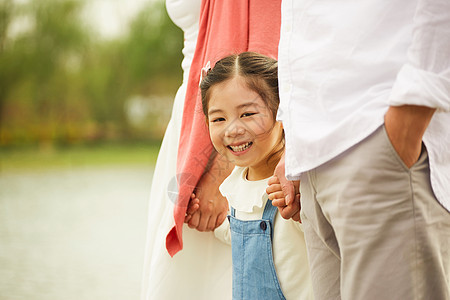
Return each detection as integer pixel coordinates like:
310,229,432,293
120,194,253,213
184,193,200,224
185,153,232,231
186,183,228,231
271,154,296,206
267,156,301,222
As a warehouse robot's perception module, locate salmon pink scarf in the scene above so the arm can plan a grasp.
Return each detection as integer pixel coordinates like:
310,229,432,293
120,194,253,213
166,0,281,256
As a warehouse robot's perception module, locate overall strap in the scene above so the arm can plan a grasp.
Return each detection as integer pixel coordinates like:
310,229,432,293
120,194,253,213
262,198,278,221
230,206,236,217
261,197,278,241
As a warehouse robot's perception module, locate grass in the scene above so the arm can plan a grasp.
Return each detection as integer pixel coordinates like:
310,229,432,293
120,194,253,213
0,142,162,172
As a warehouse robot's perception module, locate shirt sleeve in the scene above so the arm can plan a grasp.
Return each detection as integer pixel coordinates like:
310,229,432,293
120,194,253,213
388,0,450,112
214,217,231,245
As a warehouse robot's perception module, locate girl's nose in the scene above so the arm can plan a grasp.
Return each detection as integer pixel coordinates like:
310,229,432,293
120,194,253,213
224,121,245,137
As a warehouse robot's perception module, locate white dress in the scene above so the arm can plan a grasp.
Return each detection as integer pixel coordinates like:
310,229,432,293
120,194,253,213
140,1,232,299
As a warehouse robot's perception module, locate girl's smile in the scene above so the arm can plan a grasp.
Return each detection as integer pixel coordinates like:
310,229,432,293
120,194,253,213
207,76,283,180
227,141,253,154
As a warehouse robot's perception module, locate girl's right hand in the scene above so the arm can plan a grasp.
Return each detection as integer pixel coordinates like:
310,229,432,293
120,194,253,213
184,193,200,224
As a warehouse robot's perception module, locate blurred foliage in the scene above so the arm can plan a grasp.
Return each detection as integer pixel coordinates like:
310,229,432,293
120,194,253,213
0,0,183,148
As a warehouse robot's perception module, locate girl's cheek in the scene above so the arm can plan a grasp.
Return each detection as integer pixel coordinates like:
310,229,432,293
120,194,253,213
210,128,221,145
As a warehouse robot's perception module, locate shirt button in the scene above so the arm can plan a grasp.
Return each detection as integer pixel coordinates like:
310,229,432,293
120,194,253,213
260,221,267,231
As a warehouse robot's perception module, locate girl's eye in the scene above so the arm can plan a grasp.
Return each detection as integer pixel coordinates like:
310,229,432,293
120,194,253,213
211,117,225,123
241,112,256,118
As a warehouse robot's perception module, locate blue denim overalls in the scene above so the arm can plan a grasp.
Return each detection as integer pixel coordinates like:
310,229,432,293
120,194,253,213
229,199,286,300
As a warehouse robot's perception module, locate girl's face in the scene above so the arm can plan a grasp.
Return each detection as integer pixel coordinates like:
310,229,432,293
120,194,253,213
207,76,283,180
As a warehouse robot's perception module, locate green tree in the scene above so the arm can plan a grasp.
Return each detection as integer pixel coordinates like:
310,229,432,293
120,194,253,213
80,0,183,141
0,0,89,146
0,0,183,147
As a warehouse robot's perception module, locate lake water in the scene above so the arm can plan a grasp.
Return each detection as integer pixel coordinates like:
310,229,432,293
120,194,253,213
0,166,154,300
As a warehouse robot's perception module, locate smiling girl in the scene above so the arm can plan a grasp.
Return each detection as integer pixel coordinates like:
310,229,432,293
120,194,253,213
186,52,313,299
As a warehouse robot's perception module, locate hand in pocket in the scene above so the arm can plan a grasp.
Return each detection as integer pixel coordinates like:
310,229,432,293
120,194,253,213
384,105,435,168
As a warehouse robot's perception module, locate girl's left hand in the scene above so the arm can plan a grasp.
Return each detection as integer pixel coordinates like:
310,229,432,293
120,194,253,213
267,175,301,222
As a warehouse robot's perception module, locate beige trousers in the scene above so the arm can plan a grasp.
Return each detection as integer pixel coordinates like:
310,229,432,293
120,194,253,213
300,125,450,300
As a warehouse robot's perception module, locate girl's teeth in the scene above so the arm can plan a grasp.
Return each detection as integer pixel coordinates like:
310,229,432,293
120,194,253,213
230,142,251,152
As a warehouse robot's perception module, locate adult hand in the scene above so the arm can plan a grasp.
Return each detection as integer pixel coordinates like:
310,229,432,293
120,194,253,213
186,153,233,231
384,105,435,168
267,154,301,222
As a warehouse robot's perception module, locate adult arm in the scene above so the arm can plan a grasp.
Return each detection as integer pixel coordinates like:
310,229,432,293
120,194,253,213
384,105,435,168
186,152,233,231
386,0,450,153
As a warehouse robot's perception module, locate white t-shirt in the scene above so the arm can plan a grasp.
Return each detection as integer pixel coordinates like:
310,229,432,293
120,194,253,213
278,0,450,211
214,166,314,300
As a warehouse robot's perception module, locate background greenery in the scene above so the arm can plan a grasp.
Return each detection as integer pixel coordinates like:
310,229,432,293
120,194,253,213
0,0,183,151
1,2,175,298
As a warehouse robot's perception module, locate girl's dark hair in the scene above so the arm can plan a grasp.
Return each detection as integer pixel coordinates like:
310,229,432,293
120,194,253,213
200,52,279,120
199,51,284,165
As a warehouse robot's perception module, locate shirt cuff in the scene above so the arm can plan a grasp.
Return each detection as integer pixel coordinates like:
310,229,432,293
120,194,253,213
388,64,450,112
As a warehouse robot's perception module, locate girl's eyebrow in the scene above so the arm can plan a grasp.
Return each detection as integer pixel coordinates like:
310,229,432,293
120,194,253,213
208,100,258,115
237,101,257,109
208,108,223,115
